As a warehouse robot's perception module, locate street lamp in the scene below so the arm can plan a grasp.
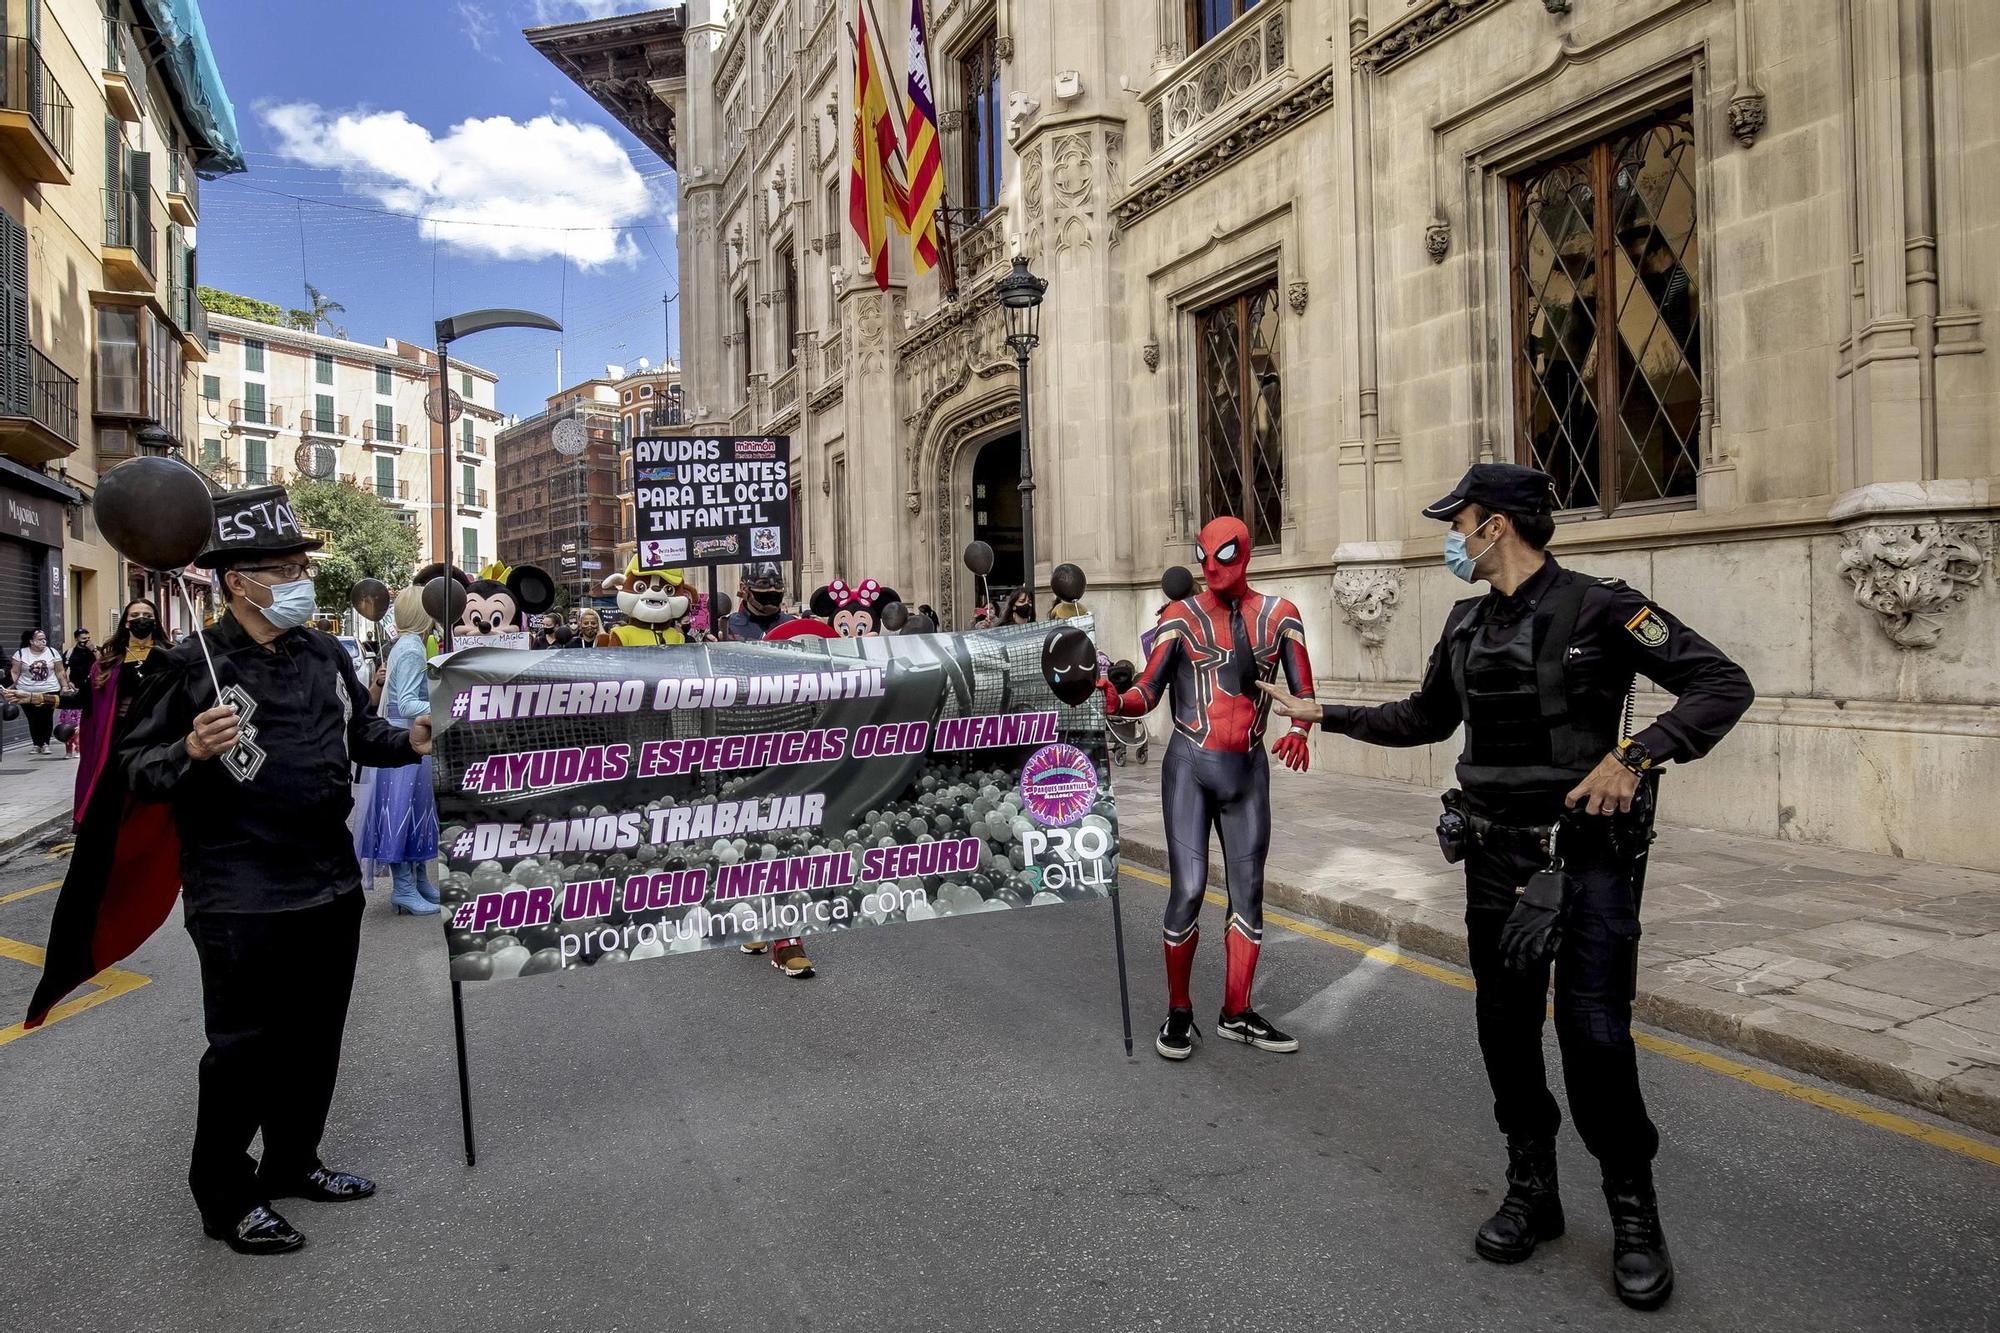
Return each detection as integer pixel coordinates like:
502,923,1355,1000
433,308,561,651
995,255,1046,602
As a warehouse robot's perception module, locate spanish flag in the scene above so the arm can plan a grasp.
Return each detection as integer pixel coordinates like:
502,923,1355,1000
849,5,908,291
902,0,943,274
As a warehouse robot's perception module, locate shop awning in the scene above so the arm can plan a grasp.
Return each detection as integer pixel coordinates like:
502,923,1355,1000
133,0,245,177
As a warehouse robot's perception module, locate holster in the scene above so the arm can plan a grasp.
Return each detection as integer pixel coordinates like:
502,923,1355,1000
1437,789,1470,864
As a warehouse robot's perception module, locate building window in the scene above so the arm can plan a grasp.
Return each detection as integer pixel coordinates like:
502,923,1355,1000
243,337,264,373
780,243,799,368
243,381,265,424
958,27,1002,216
460,371,472,397
640,384,653,398
1193,277,1284,549
94,306,140,415
375,364,391,395
201,373,219,403
460,416,474,447
1187,0,1260,48
374,402,394,442
200,436,221,464
314,351,333,385
461,462,477,505
1511,107,1700,516
374,455,395,498
462,526,479,570
244,437,267,484
312,392,334,433
736,293,752,390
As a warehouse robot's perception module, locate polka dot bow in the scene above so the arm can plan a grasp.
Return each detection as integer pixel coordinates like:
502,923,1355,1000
829,578,880,608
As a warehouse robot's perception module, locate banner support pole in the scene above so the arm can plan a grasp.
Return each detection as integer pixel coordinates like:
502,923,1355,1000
1108,876,1133,1056
451,978,477,1166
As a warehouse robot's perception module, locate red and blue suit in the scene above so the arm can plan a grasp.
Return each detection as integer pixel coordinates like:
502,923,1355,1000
1101,517,1315,1020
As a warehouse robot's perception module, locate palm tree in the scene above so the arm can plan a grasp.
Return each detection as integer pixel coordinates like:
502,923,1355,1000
302,283,347,339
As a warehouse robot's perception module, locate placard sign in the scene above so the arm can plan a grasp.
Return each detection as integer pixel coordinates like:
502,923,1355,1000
632,434,791,568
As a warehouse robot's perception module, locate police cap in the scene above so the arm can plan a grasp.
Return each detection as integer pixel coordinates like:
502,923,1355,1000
1422,463,1559,521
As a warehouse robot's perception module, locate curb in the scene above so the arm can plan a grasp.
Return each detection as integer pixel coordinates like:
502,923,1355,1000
0,807,69,860
1119,834,2000,1140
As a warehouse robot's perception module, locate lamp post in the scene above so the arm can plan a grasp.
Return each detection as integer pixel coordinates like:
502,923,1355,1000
996,255,1047,602
432,308,562,652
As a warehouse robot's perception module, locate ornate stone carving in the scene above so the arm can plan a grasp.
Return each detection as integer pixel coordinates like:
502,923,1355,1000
906,491,921,514
938,110,964,133
1053,132,1094,254
1287,281,1308,315
1425,217,1451,262
1117,66,1339,229
1728,91,1768,148
1142,341,1160,372
1540,0,1572,13
1837,522,1993,648
1022,145,1044,259
1331,568,1403,648
1350,0,1506,74
1145,8,1287,160
994,35,1013,62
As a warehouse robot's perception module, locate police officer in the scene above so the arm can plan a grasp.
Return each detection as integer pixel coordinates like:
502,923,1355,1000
1262,463,1752,1311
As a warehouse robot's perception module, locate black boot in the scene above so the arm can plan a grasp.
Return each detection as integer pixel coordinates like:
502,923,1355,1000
1474,1137,1564,1263
1603,1168,1675,1310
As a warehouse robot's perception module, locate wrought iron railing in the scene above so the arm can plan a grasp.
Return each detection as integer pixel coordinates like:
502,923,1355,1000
102,186,154,272
29,348,76,444
0,37,73,169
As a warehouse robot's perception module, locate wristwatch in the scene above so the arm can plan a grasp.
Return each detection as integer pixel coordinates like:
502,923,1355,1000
1615,737,1654,774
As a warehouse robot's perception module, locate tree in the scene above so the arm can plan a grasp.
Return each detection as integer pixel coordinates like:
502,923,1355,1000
304,284,347,339
198,286,286,324
288,478,421,614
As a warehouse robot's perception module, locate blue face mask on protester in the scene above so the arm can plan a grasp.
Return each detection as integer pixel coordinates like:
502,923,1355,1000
1444,516,1500,583
245,575,318,630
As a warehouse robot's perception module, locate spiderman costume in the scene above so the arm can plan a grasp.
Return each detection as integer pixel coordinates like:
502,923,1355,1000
1101,516,1316,1059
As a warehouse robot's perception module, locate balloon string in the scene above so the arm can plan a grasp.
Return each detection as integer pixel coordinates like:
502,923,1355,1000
172,573,227,707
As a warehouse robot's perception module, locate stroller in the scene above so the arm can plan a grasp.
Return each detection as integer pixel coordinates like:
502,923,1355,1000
1103,645,1151,768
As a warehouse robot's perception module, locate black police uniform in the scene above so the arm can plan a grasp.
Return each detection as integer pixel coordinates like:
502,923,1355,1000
1316,464,1753,1308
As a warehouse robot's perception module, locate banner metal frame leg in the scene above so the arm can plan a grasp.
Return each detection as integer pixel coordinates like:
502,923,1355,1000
451,978,477,1166
1108,877,1134,1056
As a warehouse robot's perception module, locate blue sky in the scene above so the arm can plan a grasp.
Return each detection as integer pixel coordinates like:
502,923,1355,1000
196,0,679,417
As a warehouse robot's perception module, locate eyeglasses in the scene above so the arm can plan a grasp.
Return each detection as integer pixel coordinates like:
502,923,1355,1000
237,562,311,582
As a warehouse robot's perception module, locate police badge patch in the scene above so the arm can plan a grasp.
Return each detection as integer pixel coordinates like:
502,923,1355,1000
1625,606,1669,648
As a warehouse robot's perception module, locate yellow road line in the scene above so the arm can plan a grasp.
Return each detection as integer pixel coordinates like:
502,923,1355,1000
0,878,61,906
0,934,151,1047
1120,863,2000,1169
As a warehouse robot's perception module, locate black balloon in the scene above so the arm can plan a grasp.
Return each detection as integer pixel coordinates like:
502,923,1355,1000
879,600,909,632
905,612,937,635
1051,562,1086,602
349,577,391,622
1161,565,1195,601
1108,659,1137,692
0,701,18,722
422,575,468,628
963,540,995,576
93,456,216,572
53,722,78,744
710,591,733,619
1041,626,1098,706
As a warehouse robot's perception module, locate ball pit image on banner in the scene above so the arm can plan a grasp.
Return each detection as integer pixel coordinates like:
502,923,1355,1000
430,620,1119,980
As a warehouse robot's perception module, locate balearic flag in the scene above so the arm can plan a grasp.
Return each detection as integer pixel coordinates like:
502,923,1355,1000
902,0,943,273
848,4,909,291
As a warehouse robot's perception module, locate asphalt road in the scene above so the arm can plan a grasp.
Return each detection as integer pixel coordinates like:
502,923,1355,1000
1,840,1996,1333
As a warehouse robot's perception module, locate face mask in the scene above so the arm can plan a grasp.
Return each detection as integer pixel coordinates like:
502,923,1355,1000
1443,517,1500,583
246,576,318,630
127,618,157,640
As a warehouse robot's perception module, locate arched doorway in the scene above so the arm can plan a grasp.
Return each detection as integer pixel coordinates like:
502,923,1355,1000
971,433,1023,601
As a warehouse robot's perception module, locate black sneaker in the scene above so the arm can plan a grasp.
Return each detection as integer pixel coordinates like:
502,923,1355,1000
1155,1008,1200,1061
1216,1008,1299,1053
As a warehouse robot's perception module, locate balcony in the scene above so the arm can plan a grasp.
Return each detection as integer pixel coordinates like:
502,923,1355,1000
180,301,208,362
363,420,407,449
458,488,489,512
229,399,280,433
0,349,79,464
101,20,142,122
300,410,351,441
101,188,155,289
0,38,74,184
456,435,486,459
346,473,411,502
1140,1,1292,162
167,159,198,226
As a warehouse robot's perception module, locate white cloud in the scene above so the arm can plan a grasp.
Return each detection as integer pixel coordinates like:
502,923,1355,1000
262,103,663,268
456,1,497,56
530,0,636,20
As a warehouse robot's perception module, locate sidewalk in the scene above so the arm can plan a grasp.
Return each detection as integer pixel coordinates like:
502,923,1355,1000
1110,759,2000,1136
0,747,75,855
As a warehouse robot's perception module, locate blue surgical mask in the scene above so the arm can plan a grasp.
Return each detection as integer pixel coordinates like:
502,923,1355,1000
247,576,318,630
1444,518,1499,583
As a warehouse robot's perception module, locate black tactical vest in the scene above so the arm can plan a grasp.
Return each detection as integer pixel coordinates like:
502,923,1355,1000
1448,575,1624,794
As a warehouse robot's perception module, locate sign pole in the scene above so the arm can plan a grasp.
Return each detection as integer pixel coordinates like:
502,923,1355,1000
1108,876,1134,1056
707,564,722,640
452,972,477,1166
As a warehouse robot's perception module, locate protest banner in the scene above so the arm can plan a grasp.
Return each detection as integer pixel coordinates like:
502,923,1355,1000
431,620,1119,981
632,434,792,568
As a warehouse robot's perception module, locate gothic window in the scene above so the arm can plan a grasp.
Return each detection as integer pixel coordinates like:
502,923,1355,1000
1187,0,1260,49
958,26,1001,216
1511,107,1700,517
780,243,799,368
736,293,752,391
1194,277,1283,548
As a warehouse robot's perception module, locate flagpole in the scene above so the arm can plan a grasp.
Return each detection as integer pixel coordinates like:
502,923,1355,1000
914,0,962,300
846,19,913,182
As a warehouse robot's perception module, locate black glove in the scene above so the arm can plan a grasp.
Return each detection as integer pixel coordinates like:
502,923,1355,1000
1498,865,1571,972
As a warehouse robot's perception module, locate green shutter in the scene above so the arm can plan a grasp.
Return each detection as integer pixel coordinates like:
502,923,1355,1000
103,117,120,246
0,213,30,419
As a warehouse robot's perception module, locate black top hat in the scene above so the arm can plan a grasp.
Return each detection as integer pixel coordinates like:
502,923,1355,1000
194,485,325,569
1422,463,1559,521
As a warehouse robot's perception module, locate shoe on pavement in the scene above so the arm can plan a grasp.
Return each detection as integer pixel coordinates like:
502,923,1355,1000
739,941,769,955
259,1166,377,1204
1155,1008,1200,1061
1215,1008,1299,1053
203,1205,304,1255
771,942,814,978
1603,1169,1675,1310
1475,1136,1564,1263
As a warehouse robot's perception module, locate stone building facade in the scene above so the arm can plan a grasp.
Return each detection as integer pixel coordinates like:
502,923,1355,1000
536,0,1999,871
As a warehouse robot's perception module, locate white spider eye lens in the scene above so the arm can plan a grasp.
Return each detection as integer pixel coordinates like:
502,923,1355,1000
1216,539,1240,564
1195,546,1208,563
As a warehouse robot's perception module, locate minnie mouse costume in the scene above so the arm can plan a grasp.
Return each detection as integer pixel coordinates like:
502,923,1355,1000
1101,516,1317,1060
